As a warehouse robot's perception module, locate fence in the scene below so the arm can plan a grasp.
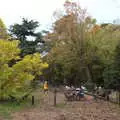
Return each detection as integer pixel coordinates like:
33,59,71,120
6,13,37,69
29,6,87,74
109,91,120,105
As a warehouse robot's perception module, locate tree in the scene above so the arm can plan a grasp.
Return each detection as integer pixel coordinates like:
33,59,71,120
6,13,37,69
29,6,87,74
88,24,120,87
0,18,9,39
84,24,120,87
9,18,44,56
45,1,120,88
103,40,120,91
45,1,96,86
113,42,120,91
0,39,48,100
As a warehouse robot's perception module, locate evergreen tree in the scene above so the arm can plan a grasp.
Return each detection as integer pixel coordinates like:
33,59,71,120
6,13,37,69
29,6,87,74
9,18,44,56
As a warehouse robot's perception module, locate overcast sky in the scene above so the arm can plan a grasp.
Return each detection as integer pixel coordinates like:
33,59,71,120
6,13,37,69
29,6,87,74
0,0,120,30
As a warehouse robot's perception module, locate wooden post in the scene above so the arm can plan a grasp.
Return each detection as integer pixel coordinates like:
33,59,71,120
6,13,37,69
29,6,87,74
118,91,120,106
54,88,57,106
32,96,34,105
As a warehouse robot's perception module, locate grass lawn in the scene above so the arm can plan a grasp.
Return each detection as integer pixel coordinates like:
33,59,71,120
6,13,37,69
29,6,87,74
0,88,44,120
0,100,31,119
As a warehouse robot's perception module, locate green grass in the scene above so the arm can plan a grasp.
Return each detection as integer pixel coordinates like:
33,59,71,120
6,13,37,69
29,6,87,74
0,98,33,120
0,89,44,120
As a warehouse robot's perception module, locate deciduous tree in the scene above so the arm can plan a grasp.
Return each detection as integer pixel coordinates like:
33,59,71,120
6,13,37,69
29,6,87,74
0,39,48,100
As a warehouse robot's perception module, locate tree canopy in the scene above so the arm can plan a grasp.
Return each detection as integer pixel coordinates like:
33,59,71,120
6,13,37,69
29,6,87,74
9,18,44,56
0,0,120,93
44,1,120,90
0,39,48,100
0,18,9,39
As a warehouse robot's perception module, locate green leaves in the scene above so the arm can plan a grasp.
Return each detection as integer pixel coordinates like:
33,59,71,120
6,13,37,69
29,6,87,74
45,1,120,88
46,1,93,85
9,18,44,57
0,40,48,100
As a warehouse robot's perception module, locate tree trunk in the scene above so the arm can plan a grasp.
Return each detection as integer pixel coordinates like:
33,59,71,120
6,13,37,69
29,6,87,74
54,88,57,106
86,65,92,82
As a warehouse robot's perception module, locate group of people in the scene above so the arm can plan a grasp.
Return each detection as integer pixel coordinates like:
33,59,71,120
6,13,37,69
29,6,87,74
65,85,85,100
43,81,86,101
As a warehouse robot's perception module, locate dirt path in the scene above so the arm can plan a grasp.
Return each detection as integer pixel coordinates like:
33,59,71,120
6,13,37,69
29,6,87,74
11,91,120,120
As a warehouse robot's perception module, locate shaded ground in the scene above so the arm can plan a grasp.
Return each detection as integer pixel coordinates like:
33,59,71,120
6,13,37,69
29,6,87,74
11,91,120,120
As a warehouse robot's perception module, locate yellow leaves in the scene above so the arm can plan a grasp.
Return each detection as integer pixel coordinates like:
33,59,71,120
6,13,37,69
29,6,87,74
0,18,8,39
41,63,49,69
13,53,48,75
0,40,49,99
0,39,20,64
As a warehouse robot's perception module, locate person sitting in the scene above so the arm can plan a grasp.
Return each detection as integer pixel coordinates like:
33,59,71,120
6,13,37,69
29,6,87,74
79,88,84,97
75,87,84,100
